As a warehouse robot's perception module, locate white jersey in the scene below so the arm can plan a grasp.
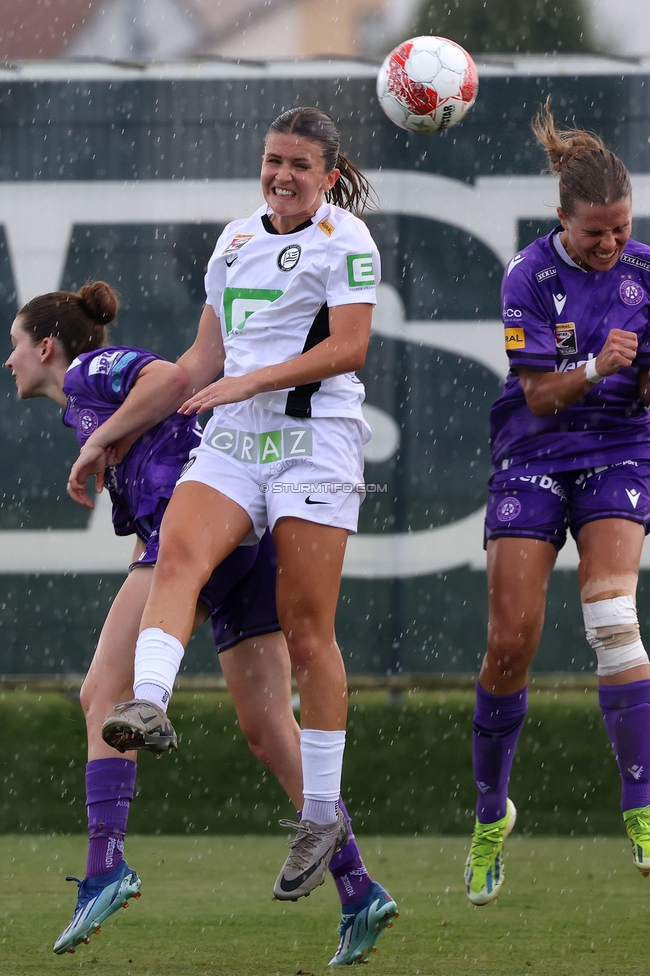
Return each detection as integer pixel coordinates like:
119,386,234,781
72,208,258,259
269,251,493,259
204,201,380,420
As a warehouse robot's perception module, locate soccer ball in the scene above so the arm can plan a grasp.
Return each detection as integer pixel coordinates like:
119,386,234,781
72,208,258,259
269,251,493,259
376,36,478,134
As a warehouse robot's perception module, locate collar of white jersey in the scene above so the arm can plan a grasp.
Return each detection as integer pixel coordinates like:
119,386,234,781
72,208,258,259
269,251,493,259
262,201,331,235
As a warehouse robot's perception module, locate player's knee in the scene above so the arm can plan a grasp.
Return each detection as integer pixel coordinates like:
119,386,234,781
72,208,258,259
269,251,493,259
284,631,332,671
486,628,537,674
582,595,649,676
245,733,271,767
79,678,93,718
156,533,211,584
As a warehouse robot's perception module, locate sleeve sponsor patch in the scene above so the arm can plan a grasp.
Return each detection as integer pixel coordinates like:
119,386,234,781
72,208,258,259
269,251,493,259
554,322,577,355
88,349,127,375
504,327,525,350
535,267,557,282
109,351,139,393
223,233,254,255
621,253,650,273
318,219,335,237
347,253,376,287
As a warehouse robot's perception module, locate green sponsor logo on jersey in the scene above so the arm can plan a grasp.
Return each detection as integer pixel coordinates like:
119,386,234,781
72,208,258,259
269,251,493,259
223,287,283,334
347,253,375,287
206,425,312,463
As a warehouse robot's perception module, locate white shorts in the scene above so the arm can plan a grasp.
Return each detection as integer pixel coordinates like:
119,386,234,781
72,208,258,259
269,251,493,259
176,399,368,541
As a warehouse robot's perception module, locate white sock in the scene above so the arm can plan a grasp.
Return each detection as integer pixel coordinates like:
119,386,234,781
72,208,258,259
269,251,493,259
133,627,185,713
301,728,346,825
135,682,170,710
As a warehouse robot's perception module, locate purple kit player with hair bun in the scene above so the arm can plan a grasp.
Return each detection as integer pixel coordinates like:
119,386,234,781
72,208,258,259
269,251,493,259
465,100,650,906
6,281,395,965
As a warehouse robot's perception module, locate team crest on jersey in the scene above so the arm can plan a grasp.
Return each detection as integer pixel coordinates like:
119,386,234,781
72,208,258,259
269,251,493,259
223,234,254,255
277,244,301,272
79,409,99,436
620,279,644,306
504,327,525,350
555,322,577,355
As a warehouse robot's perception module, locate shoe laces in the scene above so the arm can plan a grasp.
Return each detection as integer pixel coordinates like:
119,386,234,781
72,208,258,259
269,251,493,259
65,876,96,908
469,820,506,866
278,819,324,870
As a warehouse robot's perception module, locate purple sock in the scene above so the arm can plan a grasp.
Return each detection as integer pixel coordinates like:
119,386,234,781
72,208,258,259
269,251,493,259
473,683,528,824
85,758,137,879
599,680,650,811
328,798,373,906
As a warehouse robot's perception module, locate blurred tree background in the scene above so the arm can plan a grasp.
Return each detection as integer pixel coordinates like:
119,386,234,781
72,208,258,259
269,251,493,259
411,0,595,53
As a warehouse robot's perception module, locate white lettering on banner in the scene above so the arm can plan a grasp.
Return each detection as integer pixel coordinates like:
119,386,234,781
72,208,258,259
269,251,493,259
5,171,650,573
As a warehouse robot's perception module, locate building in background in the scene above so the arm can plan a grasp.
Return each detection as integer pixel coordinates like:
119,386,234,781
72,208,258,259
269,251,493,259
3,0,647,61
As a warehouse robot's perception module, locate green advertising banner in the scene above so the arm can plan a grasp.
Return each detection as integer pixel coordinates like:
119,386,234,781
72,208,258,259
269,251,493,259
2,62,650,675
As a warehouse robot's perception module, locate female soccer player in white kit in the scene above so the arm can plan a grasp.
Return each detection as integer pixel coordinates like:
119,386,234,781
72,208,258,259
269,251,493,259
465,102,650,906
102,107,380,900
7,280,397,964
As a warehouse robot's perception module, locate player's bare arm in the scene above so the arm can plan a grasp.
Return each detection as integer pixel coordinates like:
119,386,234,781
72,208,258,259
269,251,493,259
175,303,226,397
519,328,638,416
68,359,188,507
179,302,372,415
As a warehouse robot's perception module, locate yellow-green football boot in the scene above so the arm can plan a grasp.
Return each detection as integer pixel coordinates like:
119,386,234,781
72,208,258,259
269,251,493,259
464,798,517,905
624,805,650,876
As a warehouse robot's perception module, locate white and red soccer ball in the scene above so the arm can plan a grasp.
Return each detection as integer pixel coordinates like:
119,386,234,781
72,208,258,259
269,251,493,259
376,36,478,134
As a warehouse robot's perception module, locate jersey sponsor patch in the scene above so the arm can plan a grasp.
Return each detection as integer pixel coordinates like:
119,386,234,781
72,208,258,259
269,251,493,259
535,266,557,282
555,322,577,355
504,326,525,350
277,244,301,272
347,253,375,288
318,219,335,237
223,233,254,254
88,349,127,376
222,287,283,335
620,279,644,306
205,425,312,463
622,252,650,273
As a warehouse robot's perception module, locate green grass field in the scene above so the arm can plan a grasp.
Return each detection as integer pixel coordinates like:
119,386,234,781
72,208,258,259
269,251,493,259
1,833,647,976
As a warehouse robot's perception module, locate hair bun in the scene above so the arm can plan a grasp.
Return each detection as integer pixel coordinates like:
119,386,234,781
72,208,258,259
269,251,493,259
77,281,119,324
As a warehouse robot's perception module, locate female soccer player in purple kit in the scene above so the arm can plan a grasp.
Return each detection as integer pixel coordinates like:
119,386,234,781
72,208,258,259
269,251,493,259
5,281,396,964
465,101,650,906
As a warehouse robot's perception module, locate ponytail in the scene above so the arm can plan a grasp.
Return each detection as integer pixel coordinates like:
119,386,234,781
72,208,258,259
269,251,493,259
532,97,631,216
18,281,119,364
327,151,376,216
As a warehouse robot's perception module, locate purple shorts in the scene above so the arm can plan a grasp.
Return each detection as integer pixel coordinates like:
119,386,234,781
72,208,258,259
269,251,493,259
485,460,650,550
131,526,280,652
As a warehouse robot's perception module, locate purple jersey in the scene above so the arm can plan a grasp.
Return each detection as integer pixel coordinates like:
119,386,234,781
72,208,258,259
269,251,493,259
63,346,201,539
490,230,650,473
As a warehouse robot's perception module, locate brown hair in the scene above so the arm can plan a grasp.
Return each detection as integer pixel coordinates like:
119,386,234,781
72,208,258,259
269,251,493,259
267,107,376,216
18,281,119,363
532,97,631,216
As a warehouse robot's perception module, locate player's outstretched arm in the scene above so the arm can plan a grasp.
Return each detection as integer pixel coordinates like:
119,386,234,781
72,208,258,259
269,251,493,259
520,328,638,416
180,302,372,415
67,359,187,508
176,303,226,398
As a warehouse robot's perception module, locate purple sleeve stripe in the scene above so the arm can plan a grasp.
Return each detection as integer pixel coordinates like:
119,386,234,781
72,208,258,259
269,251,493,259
509,363,554,373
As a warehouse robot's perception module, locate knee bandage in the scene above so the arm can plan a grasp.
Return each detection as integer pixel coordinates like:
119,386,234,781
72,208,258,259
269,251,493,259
582,595,649,676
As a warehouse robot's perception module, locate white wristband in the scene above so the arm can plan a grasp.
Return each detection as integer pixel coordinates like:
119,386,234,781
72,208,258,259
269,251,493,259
584,358,603,384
